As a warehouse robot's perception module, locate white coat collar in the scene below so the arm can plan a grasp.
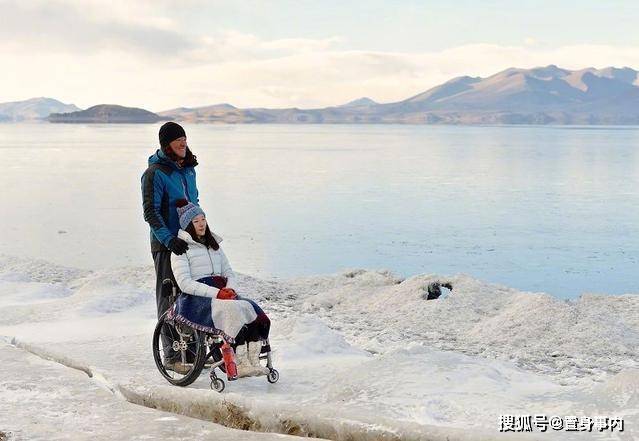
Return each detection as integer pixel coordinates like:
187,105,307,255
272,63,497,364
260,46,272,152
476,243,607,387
177,228,224,245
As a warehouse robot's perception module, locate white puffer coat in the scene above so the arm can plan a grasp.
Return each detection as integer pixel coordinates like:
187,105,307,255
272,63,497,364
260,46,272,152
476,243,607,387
171,229,238,298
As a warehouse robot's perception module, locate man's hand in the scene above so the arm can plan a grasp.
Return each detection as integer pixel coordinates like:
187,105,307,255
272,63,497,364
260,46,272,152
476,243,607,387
168,237,189,255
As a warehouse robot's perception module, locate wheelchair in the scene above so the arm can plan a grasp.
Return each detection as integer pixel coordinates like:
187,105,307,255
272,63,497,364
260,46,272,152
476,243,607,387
152,278,279,392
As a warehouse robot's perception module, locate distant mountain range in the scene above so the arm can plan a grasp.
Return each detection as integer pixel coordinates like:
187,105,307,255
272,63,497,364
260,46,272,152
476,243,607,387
0,97,79,122
158,65,639,124
49,104,161,123
3,65,639,124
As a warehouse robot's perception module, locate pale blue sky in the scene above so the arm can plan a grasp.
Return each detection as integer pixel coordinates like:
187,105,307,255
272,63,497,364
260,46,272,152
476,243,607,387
182,1,639,50
2,0,638,109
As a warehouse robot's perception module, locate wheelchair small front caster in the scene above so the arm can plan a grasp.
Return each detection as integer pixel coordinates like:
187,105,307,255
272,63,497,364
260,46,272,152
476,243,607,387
267,369,279,384
210,378,225,392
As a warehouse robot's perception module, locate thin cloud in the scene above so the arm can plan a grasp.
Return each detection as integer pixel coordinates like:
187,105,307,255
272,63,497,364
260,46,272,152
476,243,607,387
1,2,638,111
0,2,343,65
0,0,194,56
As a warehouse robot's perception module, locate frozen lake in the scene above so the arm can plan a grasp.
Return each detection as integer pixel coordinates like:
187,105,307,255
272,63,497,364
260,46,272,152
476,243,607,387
2,123,639,298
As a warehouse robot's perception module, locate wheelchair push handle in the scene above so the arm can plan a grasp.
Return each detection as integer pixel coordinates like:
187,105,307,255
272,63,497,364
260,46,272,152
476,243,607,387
162,278,178,302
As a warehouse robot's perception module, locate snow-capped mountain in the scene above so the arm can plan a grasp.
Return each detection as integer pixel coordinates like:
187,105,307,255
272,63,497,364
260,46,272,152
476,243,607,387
0,97,80,122
158,65,639,124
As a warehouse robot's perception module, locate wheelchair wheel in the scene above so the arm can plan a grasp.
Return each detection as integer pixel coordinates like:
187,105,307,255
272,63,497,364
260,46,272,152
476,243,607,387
267,369,279,383
210,377,225,392
152,311,206,387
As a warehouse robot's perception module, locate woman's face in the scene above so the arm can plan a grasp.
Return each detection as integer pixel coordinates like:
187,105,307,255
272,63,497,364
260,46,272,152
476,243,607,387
192,214,207,237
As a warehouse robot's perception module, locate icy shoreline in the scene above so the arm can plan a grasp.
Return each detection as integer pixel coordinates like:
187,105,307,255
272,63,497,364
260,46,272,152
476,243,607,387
6,337,522,441
1,255,637,440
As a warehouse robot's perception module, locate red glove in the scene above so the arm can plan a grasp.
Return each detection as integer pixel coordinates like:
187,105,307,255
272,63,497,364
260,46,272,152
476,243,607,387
217,288,237,300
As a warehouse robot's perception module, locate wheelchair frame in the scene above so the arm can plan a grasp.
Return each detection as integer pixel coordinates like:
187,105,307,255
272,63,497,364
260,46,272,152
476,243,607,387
152,278,279,392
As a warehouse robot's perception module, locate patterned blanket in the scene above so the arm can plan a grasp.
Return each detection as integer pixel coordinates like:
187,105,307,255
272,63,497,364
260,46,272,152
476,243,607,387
166,276,268,343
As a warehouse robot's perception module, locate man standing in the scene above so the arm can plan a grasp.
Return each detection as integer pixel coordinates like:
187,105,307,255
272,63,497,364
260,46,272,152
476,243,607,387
141,122,199,368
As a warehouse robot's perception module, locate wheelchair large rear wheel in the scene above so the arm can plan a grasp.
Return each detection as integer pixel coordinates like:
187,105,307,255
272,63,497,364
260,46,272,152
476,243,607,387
152,311,206,386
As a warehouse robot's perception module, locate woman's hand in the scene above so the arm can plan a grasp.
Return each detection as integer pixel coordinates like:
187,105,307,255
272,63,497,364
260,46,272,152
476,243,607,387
217,287,237,300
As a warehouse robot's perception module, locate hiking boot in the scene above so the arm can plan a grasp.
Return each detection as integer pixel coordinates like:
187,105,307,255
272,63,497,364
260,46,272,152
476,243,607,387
234,344,267,377
165,360,192,375
247,342,270,376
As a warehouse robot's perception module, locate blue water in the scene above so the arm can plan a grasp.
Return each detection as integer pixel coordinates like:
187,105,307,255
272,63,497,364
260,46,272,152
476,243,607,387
2,123,638,298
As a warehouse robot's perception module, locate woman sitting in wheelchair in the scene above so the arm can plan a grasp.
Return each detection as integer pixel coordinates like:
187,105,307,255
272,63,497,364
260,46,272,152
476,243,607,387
166,199,270,377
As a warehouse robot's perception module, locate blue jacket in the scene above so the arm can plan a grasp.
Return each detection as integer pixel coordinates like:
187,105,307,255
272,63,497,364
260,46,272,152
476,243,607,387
141,149,199,252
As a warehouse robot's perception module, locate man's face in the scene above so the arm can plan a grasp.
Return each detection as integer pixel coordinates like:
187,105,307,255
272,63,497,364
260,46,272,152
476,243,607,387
169,136,187,158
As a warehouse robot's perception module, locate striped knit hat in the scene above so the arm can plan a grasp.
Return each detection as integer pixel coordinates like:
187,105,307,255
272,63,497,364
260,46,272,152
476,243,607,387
176,199,205,229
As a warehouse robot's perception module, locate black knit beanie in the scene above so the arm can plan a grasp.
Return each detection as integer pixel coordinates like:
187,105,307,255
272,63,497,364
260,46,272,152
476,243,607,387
159,122,186,149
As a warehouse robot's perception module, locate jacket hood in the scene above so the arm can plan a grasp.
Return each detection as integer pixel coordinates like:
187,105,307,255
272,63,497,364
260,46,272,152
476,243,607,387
148,148,198,168
148,149,176,168
177,228,223,245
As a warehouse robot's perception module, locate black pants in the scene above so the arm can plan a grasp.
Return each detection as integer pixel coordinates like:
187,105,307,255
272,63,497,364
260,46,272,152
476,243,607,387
233,319,271,347
153,250,175,318
153,251,181,361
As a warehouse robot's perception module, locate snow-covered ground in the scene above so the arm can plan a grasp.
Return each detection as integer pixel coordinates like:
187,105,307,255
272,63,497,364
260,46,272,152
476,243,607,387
0,255,637,440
